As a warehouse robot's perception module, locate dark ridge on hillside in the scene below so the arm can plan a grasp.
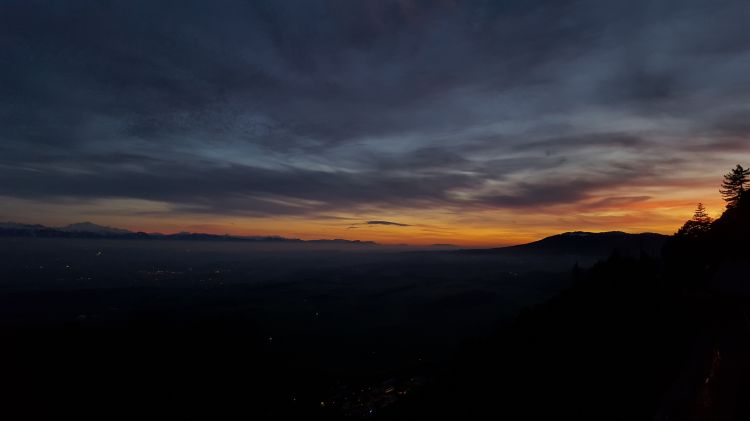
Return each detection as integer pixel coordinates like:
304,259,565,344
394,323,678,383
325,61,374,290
461,231,668,258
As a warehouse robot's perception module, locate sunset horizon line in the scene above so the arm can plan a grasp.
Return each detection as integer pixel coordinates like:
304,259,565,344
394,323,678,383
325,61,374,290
1,218,685,248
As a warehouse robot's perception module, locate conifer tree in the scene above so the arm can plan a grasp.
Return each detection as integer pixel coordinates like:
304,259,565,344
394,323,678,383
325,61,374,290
720,164,750,208
676,202,712,237
692,202,711,225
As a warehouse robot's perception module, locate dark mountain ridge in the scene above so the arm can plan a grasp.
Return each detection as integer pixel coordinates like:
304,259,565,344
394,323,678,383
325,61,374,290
461,230,669,258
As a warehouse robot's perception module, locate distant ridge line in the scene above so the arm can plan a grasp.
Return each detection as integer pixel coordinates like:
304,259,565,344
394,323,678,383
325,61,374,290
0,222,378,245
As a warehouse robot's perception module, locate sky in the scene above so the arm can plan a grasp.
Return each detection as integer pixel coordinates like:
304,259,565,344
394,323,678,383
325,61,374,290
2,0,750,246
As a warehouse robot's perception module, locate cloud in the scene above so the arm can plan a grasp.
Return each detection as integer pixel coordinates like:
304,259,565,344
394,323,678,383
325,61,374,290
2,0,750,223
365,220,411,227
588,196,652,209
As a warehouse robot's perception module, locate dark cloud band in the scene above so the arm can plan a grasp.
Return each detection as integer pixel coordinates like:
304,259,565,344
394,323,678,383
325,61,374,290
2,0,750,219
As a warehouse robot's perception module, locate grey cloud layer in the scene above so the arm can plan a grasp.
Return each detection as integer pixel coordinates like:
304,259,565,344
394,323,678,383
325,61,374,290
2,0,750,217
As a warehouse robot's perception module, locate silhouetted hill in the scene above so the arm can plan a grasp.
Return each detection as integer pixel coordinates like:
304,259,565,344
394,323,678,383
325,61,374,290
663,190,750,295
708,191,750,253
463,231,668,258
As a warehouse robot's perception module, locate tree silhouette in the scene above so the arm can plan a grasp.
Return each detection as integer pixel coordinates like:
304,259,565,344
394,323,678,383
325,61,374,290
720,164,750,208
692,202,711,224
676,202,712,238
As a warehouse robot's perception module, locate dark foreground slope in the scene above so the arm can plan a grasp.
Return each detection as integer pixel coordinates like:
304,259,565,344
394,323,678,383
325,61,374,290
386,196,750,419
382,254,697,419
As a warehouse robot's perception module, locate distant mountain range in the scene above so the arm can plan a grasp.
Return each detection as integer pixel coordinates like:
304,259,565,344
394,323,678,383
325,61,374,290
0,222,670,254
0,222,377,245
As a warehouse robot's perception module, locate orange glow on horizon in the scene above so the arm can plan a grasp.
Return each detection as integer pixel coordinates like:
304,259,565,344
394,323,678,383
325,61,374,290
0,176,734,247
